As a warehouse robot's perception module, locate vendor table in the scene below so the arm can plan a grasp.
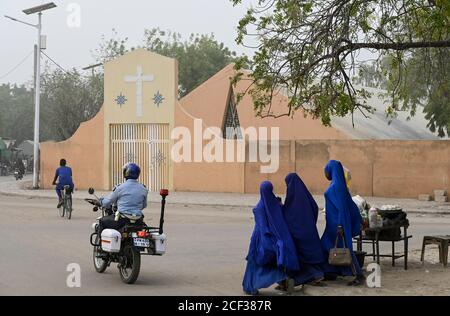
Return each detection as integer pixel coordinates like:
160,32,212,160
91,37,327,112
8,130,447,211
353,224,412,270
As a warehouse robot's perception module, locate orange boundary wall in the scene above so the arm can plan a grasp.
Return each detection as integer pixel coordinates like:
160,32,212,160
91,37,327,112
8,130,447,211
40,108,105,190
173,139,449,198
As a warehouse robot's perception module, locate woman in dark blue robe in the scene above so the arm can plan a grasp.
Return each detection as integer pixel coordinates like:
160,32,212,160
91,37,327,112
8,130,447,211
282,173,326,286
243,181,300,295
321,160,365,286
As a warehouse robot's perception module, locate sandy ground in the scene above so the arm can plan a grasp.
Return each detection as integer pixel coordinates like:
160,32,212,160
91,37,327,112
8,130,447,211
298,247,450,296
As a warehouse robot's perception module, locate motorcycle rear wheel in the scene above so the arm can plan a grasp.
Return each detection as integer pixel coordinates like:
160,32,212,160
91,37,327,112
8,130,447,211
119,244,141,284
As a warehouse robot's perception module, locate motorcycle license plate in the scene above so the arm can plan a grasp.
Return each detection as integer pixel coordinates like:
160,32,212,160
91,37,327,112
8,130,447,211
133,238,150,247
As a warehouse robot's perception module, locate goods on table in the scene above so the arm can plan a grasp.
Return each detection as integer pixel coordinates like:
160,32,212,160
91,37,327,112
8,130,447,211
352,195,370,221
369,207,383,228
365,205,409,239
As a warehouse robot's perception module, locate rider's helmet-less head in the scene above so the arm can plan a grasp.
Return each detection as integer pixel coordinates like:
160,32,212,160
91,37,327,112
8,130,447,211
123,163,141,180
60,159,67,166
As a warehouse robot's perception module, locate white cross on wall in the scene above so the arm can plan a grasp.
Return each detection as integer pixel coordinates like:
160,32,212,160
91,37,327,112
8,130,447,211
124,65,154,117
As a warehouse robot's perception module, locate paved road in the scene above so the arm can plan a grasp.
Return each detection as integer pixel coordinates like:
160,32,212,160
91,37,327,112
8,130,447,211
1,194,450,295
0,175,20,183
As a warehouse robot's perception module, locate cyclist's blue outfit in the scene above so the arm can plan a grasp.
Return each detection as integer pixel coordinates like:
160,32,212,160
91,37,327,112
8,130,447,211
54,166,74,199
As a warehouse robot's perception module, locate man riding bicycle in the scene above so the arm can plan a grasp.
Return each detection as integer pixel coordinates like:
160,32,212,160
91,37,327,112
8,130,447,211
97,163,148,233
52,159,74,208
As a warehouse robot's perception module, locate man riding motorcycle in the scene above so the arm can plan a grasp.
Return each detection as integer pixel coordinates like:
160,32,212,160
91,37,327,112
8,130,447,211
15,158,25,177
97,163,148,233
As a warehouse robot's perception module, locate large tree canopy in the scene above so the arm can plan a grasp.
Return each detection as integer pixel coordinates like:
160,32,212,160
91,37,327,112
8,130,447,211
40,68,104,141
0,67,103,143
231,0,450,136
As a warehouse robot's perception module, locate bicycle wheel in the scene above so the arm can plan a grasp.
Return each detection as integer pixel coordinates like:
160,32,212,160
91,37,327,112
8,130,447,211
58,193,65,218
65,195,72,220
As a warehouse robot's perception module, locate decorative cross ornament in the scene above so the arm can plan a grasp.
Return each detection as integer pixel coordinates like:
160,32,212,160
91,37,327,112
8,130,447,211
115,93,127,107
151,150,166,165
153,91,165,107
124,65,154,117
124,152,136,162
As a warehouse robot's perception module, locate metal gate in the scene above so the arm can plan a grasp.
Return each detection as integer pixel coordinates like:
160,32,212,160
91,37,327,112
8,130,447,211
110,124,169,191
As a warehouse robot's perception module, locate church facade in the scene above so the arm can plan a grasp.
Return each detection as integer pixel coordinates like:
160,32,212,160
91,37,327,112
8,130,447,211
40,49,177,191
40,49,449,198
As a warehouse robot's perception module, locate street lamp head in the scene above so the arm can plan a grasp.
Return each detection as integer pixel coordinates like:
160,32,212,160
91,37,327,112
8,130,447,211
82,63,103,71
23,2,57,15
4,15,18,22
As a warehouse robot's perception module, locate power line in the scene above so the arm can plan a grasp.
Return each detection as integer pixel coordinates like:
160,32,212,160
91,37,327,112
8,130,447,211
40,50,70,74
41,51,102,79
0,50,34,80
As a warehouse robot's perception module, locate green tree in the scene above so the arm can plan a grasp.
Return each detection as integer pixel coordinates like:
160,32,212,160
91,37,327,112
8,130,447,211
94,28,249,96
40,68,103,141
381,48,450,136
0,84,34,143
231,0,450,136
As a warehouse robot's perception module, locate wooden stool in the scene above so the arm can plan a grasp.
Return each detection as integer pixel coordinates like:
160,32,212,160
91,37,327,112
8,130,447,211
421,235,450,266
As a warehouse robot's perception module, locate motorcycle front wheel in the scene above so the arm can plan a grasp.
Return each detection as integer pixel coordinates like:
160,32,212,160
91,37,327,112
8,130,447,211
93,235,108,273
118,244,141,284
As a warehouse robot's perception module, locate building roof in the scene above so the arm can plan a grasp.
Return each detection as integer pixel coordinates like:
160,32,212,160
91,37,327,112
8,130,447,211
177,64,348,140
179,65,446,140
17,140,35,156
330,86,445,140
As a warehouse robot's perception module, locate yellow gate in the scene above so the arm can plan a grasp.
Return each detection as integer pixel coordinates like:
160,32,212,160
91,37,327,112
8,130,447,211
110,124,170,191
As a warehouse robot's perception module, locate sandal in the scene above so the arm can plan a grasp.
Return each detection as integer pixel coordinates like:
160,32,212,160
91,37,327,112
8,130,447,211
275,280,287,291
323,273,338,281
347,275,365,286
309,279,327,287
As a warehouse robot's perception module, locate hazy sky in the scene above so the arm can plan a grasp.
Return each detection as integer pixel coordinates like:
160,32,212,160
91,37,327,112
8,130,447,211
0,0,256,85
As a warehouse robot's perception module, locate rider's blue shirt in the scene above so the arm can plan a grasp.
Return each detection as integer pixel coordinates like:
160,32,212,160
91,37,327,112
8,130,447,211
55,166,74,186
101,179,148,217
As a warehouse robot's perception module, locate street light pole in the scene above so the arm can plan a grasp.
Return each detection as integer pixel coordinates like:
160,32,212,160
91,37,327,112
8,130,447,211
32,12,42,189
5,2,56,189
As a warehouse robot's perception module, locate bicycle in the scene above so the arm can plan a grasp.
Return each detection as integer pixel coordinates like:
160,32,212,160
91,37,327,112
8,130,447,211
59,185,73,219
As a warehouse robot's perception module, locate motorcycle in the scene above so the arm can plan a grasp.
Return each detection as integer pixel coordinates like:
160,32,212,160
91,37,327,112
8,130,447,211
14,169,24,180
85,187,168,284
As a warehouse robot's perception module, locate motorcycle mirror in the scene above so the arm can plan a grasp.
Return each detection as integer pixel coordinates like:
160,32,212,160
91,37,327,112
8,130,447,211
88,188,95,195
93,206,99,212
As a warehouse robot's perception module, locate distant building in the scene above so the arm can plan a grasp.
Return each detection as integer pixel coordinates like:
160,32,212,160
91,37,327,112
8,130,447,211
17,140,35,158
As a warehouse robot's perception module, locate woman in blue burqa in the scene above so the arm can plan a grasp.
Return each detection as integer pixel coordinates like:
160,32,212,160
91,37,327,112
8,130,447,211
243,181,300,295
321,160,365,286
282,173,327,286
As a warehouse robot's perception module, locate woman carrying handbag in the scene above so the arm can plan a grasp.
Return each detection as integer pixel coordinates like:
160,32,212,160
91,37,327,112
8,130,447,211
321,160,365,286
